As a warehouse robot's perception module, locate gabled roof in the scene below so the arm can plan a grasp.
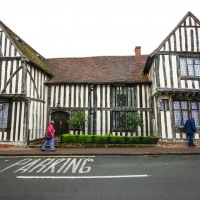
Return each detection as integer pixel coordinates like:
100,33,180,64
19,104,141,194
45,55,150,84
0,20,53,76
144,11,200,73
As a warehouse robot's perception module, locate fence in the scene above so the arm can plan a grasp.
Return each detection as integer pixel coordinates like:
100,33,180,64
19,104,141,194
28,129,46,145
28,129,200,145
27,129,154,145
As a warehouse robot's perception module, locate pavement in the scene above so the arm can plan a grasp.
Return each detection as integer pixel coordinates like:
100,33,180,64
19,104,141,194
0,144,200,156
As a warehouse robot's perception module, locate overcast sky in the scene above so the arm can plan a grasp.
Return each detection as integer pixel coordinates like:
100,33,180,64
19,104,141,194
1,0,200,58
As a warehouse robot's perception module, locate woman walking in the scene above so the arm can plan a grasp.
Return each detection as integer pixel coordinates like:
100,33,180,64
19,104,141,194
41,121,56,151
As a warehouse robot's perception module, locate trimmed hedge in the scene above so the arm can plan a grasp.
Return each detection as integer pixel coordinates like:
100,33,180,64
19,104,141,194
62,134,158,144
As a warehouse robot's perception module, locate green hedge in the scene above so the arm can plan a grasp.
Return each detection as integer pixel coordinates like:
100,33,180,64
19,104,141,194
62,134,158,144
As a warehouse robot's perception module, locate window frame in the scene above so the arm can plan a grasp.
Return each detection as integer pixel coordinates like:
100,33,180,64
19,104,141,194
0,103,9,128
160,99,169,111
112,85,134,108
173,100,200,126
112,85,135,130
112,111,140,130
179,57,200,77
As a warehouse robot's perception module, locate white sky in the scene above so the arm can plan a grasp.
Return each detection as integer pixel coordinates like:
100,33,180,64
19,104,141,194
1,0,200,58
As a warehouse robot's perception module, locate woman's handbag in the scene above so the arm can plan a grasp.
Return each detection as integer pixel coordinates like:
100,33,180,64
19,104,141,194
44,135,51,140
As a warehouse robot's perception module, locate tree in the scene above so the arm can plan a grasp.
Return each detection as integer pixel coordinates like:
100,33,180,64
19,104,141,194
68,110,88,132
123,112,143,131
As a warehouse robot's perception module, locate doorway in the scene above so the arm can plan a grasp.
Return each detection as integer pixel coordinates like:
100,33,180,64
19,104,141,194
51,111,69,138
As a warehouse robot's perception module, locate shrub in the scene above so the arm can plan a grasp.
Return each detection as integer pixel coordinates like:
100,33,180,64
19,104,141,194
68,110,88,132
62,134,158,144
123,112,143,130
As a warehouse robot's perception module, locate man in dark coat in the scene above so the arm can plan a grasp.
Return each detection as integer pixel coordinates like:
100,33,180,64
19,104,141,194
185,117,196,147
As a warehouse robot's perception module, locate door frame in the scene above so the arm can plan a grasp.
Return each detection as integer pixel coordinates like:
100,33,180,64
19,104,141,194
50,108,69,141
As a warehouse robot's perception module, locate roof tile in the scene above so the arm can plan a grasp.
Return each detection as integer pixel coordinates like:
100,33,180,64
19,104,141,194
46,55,150,84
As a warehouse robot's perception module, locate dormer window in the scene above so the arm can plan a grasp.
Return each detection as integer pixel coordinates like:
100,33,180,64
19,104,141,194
180,57,200,76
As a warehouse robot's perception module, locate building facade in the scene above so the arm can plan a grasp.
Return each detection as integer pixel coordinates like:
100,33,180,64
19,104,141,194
144,11,200,141
0,11,200,145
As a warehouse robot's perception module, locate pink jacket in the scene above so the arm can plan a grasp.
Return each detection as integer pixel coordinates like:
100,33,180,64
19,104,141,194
46,122,55,138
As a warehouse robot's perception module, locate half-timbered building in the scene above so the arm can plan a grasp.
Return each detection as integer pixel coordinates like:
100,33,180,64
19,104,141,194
144,11,200,141
0,11,200,145
0,20,53,144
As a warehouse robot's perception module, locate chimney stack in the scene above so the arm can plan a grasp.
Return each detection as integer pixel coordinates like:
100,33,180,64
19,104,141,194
135,46,141,56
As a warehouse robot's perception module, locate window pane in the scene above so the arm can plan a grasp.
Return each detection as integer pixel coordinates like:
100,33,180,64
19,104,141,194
112,112,125,129
194,65,200,76
160,100,165,111
191,111,199,126
127,87,134,107
180,58,187,75
174,110,181,125
181,101,188,109
182,111,189,124
195,59,200,64
187,58,193,64
117,94,126,107
191,102,197,109
0,103,9,128
173,101,180,109
188,64,194,76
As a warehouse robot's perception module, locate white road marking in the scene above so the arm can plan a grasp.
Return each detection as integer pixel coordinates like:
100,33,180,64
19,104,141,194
16,175,150,179
0,158,94,173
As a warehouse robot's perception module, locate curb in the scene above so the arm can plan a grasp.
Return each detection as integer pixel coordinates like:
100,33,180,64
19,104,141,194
1,153,200,157
1,151,200,157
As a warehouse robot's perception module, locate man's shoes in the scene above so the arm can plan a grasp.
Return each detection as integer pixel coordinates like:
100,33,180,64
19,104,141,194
51,149,56,152
189,145,195,148
41,149,45,151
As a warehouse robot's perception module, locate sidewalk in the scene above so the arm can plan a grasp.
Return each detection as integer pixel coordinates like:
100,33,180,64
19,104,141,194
0,145,200,156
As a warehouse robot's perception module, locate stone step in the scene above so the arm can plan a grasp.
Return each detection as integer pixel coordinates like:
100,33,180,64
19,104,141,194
28,139,61,148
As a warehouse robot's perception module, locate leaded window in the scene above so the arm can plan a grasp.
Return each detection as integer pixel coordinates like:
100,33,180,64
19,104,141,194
160,99,169,111
180,58,200,76
113,111,124,129
0,103,9,128
173,101,200,126
112,86,134,107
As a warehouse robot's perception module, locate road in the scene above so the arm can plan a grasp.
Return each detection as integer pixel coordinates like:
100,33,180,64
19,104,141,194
0,155,200,200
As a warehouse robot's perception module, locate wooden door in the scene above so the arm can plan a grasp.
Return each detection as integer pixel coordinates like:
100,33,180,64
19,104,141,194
51,111,69,138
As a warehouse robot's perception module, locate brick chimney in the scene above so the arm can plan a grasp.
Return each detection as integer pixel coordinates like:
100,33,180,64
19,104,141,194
135,46,141,56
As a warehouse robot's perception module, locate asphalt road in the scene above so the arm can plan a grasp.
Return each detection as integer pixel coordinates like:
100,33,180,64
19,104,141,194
0,155,200,200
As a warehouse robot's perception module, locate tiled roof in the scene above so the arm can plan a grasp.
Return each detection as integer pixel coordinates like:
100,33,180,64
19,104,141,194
45,55,150,84
0,20,53,76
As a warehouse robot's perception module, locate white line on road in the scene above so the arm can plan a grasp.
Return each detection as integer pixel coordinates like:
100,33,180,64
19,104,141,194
16,175,150,179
